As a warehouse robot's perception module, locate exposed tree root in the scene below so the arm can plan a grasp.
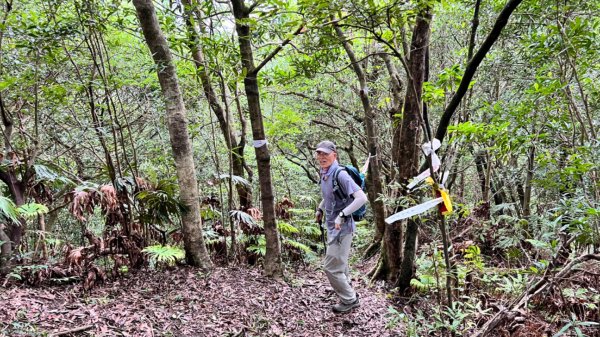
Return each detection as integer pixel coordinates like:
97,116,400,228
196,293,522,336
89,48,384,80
362,239,381,261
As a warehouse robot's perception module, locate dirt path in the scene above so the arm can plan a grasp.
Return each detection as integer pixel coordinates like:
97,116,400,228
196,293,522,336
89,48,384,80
1,264,403,336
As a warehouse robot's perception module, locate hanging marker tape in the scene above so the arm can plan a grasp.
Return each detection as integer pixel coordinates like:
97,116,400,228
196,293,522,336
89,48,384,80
385,197,444,224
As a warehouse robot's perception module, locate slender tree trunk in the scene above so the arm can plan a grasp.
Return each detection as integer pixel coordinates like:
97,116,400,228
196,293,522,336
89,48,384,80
522,146,535,218
475,150,489,200
381,52,404,184
181,0,251,209
230,0,282,277
333,22,386,259
132,0,211,269
0,165,28,268
435,0,524,143
0,223,10,273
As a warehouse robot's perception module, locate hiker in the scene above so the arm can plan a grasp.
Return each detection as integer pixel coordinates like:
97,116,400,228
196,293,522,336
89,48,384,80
314,140,368,313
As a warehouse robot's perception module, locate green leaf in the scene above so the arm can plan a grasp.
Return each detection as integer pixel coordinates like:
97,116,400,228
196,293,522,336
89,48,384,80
247,236,266,256
0,196,19,223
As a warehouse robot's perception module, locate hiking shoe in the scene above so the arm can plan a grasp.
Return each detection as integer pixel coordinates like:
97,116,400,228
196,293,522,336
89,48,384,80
332,293,360,313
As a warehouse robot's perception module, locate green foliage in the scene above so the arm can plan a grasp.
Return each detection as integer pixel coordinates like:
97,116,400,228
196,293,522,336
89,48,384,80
135,180,188,228
411,249,445,292
17,203,49,220
142,245,185,268
493,273,528,297
282,238,314,257
463,245,484,271
0,197,48,222
247,236,267,256
410,274,437,292
553,313,600,337
277,221,299,235
216,174,251,188
230,210,258,226
33,164,70,185
0,196,20,223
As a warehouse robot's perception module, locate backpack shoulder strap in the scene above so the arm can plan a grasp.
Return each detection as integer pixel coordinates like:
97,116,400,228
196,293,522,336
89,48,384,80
333,166,348,200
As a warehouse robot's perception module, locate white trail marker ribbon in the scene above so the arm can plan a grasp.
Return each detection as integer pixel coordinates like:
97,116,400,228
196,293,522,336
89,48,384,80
253,139,268,148
407,139,441,190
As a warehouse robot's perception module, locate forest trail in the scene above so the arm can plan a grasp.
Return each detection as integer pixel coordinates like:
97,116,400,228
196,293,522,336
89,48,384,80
1,262,402,336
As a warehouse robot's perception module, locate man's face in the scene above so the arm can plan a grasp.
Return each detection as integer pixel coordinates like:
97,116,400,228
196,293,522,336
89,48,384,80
316,151,336,170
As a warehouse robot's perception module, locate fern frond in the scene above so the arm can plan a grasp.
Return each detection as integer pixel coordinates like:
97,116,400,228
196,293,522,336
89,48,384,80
299,224,321,236
287,208,314,215
283,239,314,255
277,222,299,235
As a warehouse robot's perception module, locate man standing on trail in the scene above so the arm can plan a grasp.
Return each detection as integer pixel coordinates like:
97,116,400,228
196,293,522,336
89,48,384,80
315,140,368,313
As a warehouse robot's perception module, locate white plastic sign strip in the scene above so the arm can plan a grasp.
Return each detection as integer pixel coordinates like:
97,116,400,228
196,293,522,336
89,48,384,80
385,197,443,224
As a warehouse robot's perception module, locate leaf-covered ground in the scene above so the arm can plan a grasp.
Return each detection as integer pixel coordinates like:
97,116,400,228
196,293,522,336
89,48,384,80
0,262,402,336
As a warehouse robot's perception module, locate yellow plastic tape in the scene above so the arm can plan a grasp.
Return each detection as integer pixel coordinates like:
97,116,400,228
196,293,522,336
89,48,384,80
439,189,453,215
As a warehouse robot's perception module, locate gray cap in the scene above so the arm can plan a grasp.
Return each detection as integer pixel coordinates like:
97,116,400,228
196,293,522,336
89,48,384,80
315,140,336,154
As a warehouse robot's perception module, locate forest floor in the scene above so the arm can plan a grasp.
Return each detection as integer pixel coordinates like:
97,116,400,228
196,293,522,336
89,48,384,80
0,257,402,337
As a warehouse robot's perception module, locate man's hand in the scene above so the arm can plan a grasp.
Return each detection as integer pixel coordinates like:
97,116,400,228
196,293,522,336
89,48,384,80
334,216,342,230
335,211,348,230
315,208,323,222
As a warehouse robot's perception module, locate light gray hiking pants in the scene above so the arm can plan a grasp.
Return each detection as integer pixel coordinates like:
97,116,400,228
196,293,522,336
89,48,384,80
324,233,356,304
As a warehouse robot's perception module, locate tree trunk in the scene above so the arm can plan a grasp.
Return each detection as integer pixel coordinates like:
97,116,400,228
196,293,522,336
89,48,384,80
395,9,432,290
132,0,211,269
333,22,387,259
230,0,282,277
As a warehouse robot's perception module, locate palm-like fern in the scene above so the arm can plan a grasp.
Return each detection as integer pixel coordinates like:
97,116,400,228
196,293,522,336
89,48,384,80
17,203,49,219
135,180,188,227
142,244,185,267
217,174,250,188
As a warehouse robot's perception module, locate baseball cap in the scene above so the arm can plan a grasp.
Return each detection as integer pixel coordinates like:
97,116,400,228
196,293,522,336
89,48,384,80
315,140,336,154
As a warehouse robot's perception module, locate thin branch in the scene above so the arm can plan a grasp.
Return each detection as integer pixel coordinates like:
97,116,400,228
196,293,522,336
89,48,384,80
311,119,341,130
247,0,261,13
279,91,354,116
251,24,305,75
50,324,94,337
